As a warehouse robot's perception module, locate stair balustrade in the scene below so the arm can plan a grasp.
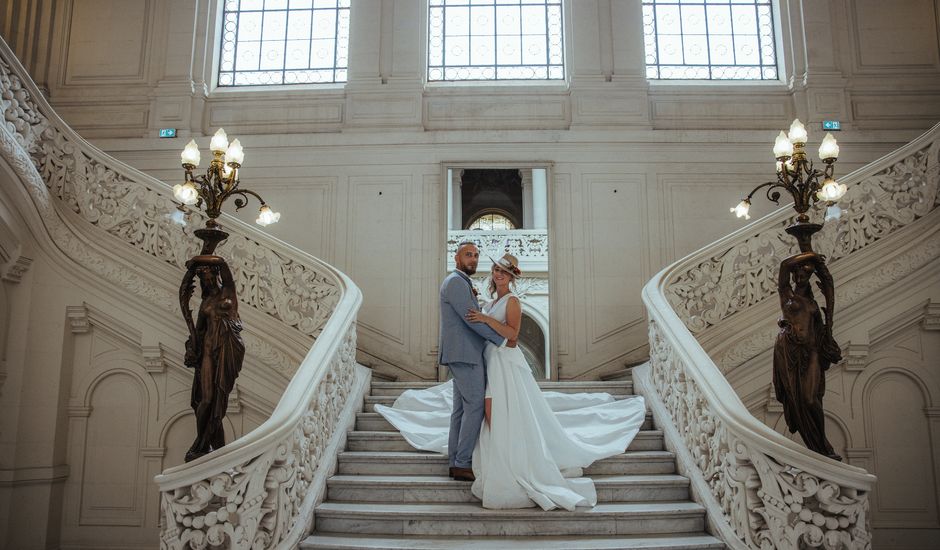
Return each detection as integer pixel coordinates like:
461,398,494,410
0,36,364,550
636,123,940,549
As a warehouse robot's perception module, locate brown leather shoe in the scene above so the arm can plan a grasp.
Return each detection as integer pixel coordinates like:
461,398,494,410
450,466,475,481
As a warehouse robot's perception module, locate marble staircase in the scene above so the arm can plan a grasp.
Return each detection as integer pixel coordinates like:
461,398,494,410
301,377,725,549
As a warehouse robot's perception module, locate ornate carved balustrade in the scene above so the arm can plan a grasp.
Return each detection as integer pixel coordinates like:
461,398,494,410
0,36,365,549
447,229,549,272
637,124,940,549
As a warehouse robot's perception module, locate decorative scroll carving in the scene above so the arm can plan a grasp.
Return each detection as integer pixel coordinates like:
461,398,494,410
160,325,357,550
0,54,339,339
667,138,940,334
648,320,871,549
447,229,548,260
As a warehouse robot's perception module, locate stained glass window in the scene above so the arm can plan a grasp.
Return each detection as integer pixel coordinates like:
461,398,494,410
428,0,565,82
643,0,778,80
218,0,350,87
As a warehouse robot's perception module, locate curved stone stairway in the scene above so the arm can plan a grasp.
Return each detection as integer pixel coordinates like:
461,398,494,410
302,376,725,549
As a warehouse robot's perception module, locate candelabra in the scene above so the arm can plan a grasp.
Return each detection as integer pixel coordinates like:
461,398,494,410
732,119,846,461
172,128,281,462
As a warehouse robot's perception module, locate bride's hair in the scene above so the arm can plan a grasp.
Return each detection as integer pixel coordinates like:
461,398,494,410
488,269,516,298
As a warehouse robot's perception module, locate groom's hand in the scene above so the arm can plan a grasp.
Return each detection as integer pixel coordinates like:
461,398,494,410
507,338,517,348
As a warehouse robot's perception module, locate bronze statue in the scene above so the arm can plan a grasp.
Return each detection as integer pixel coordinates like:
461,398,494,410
772,250,843,461
180,253,245,462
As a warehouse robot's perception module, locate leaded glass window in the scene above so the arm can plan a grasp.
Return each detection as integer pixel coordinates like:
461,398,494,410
218,0,350,87
643,0,778,80
468,213,516,231
428,0,565,82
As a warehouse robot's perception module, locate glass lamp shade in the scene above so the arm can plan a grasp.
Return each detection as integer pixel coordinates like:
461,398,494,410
222,163,234,179
256,205,281,226
731,199,751,220
773,131,794,158
225,139,244,165
210,128,229,153
788,118,808,145
181,139,200,166
818,133,840,160
817,177,847,202
173,182,199,205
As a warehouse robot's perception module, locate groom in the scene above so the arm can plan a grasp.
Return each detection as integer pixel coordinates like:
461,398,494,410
440,242,513,482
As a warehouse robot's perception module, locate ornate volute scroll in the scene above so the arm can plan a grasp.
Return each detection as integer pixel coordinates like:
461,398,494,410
646,320,872,549
636,126,940,549
0,36,364,550
159,325,358,550
0,47,339,341
666,128,940,334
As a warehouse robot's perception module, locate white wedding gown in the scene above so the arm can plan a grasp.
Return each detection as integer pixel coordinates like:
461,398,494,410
375,293,647,511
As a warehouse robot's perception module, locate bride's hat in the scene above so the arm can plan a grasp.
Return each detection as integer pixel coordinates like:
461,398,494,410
488,253,522,277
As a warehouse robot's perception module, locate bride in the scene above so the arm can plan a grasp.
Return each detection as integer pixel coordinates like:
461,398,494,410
375,254,647,511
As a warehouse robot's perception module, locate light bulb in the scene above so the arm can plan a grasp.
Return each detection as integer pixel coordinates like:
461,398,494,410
173,182,199,205
256,205,281,226
788,118,807,145
817,177,847,202
818,132,840,161
773,131,793,158
731,199,751,220
210,128,229,153
181,139,200,167
225,139,244,165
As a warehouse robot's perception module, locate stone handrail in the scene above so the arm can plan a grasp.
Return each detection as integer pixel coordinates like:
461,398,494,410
637,123,940,549
0,36,365,548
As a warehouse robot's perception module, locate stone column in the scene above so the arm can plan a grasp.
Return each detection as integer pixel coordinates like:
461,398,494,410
532,168,548,230
450,169,463,230
521,169,534,229
148,0,202,137
568,0,650,127
344,0,423,130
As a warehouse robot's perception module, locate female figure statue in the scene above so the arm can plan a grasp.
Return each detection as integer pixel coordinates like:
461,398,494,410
180,254,245,462
773,251,843,460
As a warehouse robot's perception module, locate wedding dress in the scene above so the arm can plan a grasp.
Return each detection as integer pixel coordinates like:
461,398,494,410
375,293,647,511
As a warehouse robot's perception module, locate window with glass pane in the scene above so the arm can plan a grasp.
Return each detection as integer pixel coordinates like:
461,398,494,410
218,0,349,87
468,214,516,231
643,0,778,80
428,0,564,82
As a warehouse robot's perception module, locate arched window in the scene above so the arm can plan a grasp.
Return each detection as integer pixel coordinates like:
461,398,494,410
428,0,565,82
218,0,350,87
643,0,779,80
468,213,516,231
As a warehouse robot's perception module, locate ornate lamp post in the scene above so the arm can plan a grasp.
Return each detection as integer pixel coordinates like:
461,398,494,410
732,119,847,461
173,128,281,462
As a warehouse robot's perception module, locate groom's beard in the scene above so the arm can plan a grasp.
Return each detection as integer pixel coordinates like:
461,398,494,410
459,265,477,276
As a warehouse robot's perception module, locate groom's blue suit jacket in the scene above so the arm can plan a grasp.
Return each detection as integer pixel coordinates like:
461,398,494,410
439,270,505,367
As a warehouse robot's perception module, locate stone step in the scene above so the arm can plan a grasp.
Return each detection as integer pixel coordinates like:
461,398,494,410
313,501,705,537
336,451,677,476
326,474,690,504
362,394,638,413
370,380,633,397
346,430,665,452
301,533,725,549
355,411,655,431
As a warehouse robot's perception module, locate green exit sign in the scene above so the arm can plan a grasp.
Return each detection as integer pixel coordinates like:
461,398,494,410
822,120,841,131
159,128,177,138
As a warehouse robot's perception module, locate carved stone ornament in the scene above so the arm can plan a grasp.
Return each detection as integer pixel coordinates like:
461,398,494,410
0,45,341,377
648,320,871,549
666,136,940,334
160,326,357,550
448,229,548,260
0,37,361,550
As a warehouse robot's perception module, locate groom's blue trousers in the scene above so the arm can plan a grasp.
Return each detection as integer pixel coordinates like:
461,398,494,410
447,361,486,469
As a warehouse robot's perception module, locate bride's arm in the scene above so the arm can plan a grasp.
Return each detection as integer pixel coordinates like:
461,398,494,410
466,297,521,341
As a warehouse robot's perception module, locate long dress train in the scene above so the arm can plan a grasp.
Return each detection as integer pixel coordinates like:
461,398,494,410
375,293,646,511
